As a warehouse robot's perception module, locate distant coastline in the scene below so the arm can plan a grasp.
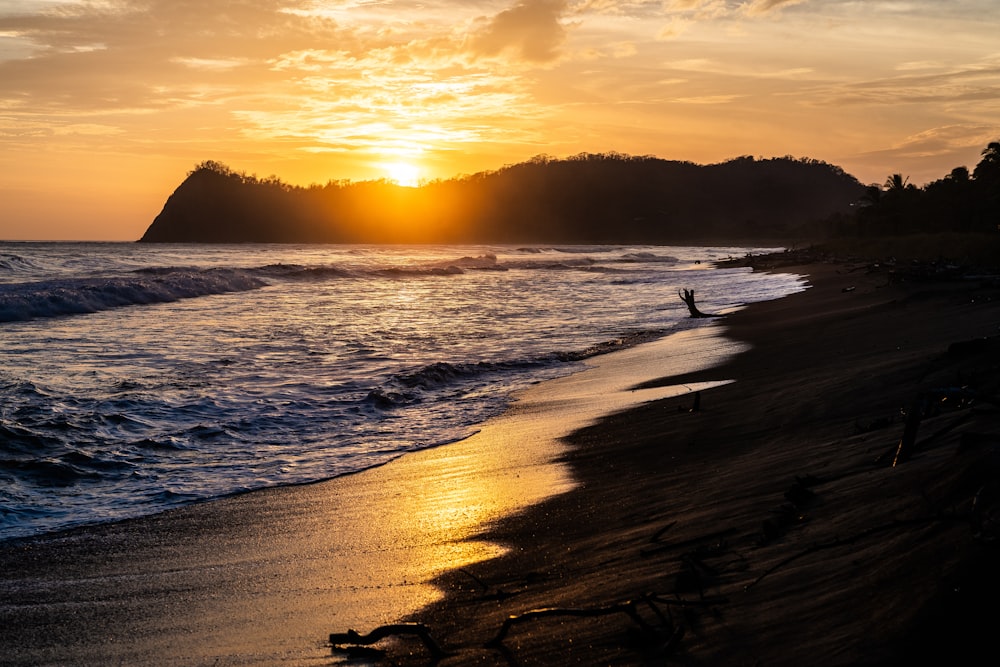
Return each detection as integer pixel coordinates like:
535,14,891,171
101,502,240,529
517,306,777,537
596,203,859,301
138,153,864,244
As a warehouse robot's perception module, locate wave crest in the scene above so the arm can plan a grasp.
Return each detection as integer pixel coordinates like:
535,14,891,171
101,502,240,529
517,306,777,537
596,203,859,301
0,268,265,322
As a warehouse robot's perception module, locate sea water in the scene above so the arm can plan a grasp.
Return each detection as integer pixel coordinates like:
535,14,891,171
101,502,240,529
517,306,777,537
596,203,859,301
0,243,806,541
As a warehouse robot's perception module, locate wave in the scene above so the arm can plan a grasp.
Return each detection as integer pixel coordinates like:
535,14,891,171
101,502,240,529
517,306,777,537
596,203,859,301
0,268,266,323
374,253,508,277
0,458,100,487
430,253,508,272
255,264,354,280
363,330,668,409
0,249,682,324
556,329,669,361
0,252,39,274
0,421,59,455
363,359,547,409
375,265,466,278
621,252,679,263
125,251,674,291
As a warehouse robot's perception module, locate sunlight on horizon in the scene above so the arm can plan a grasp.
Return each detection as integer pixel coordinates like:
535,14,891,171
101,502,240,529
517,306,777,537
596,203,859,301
383,161,421,188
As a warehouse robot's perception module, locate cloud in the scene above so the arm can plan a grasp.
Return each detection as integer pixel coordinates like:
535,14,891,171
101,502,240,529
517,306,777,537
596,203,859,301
741,0,809,16
663,57,813,79
666,0,727,12
470,0,569,63
853,123,1000,184
658,18,693,39
234,38,549,159
0,1,341,106
809,63,1000,107
673,93,742,104
0,0,584,169
172,57,249,71
883,125,1000,159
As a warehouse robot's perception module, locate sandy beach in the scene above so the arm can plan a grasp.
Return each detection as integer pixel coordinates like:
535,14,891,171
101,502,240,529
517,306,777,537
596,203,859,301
405,253,1000,665
3,253,998,666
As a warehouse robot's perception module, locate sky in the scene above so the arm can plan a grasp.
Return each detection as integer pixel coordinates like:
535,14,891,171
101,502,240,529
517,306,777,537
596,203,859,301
1,1,999,240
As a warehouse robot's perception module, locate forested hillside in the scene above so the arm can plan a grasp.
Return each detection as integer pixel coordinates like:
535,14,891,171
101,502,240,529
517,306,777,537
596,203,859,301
139,153,865,244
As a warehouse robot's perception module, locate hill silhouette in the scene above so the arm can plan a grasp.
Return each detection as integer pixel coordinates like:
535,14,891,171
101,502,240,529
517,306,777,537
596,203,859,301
139,153,865,244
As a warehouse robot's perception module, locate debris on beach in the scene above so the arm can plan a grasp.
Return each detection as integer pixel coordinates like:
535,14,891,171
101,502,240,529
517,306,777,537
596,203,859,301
678,288,722,318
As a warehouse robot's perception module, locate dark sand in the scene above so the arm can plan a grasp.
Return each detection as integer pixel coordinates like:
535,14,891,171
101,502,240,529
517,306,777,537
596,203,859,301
406,256,1000,665
3,256,999,666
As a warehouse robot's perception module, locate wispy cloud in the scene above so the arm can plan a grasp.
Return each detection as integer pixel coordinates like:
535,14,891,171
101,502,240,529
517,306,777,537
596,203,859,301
871,125,1000,160
741,0,809,17
241,46,543,156
807,60,1000,107
0,0,566,162
850,123,1000,184
673,94,742,104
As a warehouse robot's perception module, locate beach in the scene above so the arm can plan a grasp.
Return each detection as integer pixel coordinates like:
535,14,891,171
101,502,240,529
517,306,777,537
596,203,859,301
408,254,1000,665
3,253,998,666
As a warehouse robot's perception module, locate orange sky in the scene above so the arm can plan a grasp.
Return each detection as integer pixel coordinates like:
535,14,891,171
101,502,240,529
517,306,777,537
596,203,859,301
1,0,998,240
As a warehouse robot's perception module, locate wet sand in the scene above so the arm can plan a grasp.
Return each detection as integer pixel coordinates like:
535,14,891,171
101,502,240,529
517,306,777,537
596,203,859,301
406,256,1000,665
3,256,998,666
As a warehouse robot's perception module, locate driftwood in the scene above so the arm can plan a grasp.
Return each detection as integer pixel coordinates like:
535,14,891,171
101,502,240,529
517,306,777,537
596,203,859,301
330,592,727,663
485,596,693,654
678,288,721,318
329,623,450,660
487,602,647,647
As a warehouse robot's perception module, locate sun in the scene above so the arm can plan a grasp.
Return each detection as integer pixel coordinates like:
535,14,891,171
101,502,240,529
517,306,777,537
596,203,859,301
384,161,421,187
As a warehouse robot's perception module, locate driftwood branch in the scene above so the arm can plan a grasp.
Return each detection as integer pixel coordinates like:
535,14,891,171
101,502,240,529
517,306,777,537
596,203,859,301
678,288,722,318
485,592,725,651
329,623,451,660
486,602,648,647
330,592,725,663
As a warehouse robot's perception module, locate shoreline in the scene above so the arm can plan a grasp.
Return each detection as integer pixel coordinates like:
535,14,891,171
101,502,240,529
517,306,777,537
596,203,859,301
403,257,1000,665
0,307,745,665
3,253,997,665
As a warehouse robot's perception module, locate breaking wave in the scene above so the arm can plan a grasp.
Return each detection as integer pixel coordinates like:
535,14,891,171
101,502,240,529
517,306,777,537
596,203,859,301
363,331,668,409
0,268,266,323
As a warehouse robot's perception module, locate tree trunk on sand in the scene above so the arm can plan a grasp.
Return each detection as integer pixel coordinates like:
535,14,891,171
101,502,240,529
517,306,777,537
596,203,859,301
678,289,721,318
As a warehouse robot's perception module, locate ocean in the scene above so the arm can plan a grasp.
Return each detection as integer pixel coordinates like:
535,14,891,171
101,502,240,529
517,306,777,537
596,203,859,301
0,243,806,542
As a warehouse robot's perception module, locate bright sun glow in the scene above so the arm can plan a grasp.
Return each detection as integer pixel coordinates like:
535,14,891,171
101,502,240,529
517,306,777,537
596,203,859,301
384,162,421,187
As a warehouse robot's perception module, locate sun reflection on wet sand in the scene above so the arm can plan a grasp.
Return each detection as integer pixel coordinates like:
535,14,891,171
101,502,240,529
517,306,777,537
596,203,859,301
300,324,745,633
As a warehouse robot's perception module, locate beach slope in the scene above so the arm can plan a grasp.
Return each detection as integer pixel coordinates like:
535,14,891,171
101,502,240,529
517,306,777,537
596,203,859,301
402,256,1000,665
